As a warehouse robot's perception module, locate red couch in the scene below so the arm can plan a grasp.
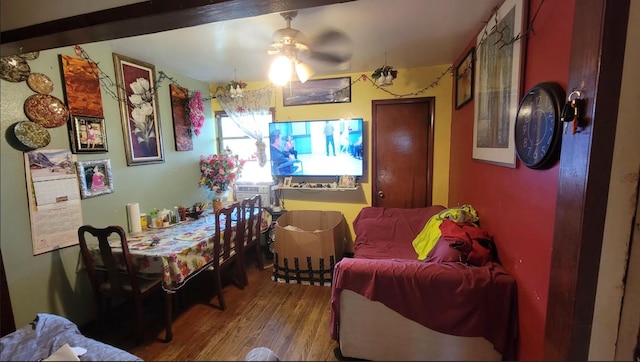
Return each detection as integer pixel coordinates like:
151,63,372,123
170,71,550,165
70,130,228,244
330,206,518,361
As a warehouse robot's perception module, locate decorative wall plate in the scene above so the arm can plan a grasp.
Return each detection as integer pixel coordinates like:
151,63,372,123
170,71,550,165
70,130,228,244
23,94,70,128
1,55,31,82
5,121,51,151
27,73,54,94
19,51,40,60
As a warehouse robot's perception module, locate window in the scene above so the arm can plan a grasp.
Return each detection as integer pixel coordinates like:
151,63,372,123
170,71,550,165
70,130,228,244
215,110,273,183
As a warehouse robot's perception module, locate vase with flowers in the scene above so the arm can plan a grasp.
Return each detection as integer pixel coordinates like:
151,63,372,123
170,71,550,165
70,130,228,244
199,147,246,212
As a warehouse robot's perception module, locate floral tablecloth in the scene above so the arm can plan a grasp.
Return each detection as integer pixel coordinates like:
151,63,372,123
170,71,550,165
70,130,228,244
87,216,236,292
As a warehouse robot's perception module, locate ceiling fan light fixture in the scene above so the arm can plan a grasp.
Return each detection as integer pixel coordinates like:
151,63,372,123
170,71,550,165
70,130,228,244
269,55,292,86
294,59,314,83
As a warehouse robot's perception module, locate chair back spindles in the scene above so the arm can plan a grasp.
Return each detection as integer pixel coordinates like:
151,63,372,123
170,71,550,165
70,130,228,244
77,224,165,344
239,194,264,285
214,202,241,264
210,202,245,310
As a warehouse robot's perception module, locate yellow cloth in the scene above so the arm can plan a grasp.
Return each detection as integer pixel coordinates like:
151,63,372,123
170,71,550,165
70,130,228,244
411,204,479,260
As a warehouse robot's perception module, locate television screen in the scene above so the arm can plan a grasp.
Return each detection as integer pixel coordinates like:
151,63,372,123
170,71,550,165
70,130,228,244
268,118,364,177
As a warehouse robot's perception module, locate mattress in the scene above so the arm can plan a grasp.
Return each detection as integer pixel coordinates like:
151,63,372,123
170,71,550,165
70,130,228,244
338,289,502,361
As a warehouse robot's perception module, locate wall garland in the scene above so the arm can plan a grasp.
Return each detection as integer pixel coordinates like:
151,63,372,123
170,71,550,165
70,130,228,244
73,0,546,106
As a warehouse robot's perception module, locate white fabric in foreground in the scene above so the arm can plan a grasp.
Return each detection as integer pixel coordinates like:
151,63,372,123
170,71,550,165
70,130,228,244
43,343,79,361
245,347,280,361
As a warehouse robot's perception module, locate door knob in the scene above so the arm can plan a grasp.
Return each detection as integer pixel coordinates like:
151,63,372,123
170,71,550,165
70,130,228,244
378,190,385,198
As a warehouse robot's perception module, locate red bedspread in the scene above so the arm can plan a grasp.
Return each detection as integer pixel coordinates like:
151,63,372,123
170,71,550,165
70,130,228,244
330,259,517,360
330,206,518,360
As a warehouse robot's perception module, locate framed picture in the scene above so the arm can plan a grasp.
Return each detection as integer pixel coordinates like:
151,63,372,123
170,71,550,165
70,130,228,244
283,77,351,107
283,176,293,187
113,53,165,166
169,84,193,151
473,0,524,168
338,175,355,188
455,47,474,110
59,55,104,117
76,159,114,199
68,115,108,153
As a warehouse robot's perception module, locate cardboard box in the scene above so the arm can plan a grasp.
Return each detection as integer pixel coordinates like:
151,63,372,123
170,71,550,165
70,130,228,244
273,210,345,286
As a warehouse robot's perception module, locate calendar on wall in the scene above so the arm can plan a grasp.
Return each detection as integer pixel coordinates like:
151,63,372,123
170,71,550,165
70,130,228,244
24,149,83,255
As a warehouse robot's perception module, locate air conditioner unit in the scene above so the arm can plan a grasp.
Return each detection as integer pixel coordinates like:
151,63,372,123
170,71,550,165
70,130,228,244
235,182,273,207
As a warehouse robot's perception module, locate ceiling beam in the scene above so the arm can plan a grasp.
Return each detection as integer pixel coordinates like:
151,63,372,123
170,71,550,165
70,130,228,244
0,0,355,56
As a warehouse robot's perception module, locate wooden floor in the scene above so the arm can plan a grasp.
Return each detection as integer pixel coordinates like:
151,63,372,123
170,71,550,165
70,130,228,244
83,257,341,361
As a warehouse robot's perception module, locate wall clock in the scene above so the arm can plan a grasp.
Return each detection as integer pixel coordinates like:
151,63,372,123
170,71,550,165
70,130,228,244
514,82,566,169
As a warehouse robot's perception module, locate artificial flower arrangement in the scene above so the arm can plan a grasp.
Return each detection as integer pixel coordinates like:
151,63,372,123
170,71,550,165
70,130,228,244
128,77,156,144
187,90,205,136
371,65,398,81
199,147,246,192
225,80,247,92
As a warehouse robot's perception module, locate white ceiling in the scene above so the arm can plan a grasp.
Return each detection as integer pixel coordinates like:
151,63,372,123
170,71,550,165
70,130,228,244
94,0,501,84
3,0,502,84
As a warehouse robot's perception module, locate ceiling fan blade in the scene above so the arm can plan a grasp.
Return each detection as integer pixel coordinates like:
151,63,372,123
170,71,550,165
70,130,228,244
307,50,352,65
310,29,352,48
306,28,353,65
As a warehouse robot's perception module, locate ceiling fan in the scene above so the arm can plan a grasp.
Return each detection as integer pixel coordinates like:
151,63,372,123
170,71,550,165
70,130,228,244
267,10,353,85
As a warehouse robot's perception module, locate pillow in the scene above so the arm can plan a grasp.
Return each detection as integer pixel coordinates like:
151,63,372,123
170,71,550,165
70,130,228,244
437,219,495,266
412,204,480,260
424,236,463,263
354,217,417,247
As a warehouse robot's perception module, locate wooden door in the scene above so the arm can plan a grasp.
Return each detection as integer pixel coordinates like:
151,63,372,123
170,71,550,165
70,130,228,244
372,98,434,208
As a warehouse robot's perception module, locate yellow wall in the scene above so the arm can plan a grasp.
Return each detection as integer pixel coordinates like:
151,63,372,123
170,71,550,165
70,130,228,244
211,65,452,250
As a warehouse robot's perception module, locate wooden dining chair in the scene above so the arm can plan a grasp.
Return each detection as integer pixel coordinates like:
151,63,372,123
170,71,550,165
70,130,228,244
240,194,264,286
208,202,245,310
77,225,169,344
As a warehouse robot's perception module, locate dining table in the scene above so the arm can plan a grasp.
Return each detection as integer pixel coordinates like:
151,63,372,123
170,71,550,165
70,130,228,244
85,211,238,342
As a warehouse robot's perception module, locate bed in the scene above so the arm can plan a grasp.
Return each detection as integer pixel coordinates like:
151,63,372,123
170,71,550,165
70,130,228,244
0,250,141,361
329,206,518,361
0,313,142,361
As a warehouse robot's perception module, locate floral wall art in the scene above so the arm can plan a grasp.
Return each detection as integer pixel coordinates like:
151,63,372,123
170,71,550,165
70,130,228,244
169,84,193,151
113,53,165,165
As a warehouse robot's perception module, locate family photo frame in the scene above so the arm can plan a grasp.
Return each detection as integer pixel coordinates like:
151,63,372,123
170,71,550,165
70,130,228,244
472,0,525,168
69,115,108,153
76,159,114,199
113,53,165,166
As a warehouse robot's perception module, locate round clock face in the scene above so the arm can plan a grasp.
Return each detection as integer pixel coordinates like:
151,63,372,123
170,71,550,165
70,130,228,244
514,82,565,169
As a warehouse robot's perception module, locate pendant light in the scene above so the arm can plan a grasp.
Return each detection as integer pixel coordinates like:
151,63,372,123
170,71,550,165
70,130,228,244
269,52,315,86
294,58,315,83
269,56,292,86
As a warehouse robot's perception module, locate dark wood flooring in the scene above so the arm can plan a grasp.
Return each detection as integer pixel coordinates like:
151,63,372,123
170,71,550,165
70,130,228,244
82,256,341,361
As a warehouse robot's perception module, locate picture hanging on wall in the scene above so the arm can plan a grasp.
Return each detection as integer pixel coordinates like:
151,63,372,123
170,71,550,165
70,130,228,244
113,53,165,166
69,115,108,153
59,54,104,117
169,84,193,151
283,77,351,107
473,0,524,168
455,47,474,110
76,159,114,199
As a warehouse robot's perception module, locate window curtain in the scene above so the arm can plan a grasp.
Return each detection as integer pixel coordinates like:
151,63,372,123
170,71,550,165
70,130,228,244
217,88,272,167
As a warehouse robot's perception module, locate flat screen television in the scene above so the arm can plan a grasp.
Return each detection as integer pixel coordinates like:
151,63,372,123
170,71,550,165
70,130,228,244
268,118,364,177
